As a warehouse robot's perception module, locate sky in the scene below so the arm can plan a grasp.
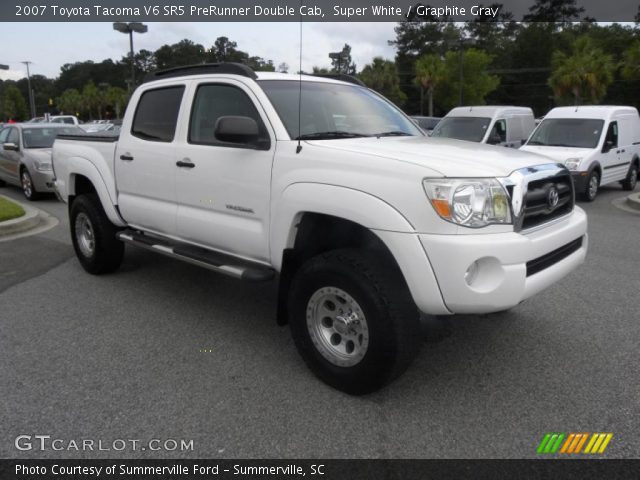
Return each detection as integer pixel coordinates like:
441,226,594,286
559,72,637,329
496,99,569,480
0,22,398,81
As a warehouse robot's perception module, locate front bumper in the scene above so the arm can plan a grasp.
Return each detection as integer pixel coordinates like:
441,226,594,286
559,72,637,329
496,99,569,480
30,168,56,193
571,171,589,194
375,207,588,315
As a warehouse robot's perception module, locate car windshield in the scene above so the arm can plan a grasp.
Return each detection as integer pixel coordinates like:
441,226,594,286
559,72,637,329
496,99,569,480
22,127,84,148
526,118,604,148
430,117,491,142
258,80,421,140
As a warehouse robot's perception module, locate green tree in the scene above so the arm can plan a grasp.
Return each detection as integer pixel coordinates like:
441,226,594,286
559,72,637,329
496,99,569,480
359,57,407,106
56,89,83,116
82,81,101,119
621,41,640,82
105,86,129,118
522,0,585,23
330,44,356,75
414,54,445,115
437,49,500,110
155,40,207,70
2,84,28,120
548,36,615,105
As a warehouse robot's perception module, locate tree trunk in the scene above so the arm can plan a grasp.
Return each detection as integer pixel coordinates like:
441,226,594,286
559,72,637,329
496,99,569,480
419,87,424,116
428,87,434,117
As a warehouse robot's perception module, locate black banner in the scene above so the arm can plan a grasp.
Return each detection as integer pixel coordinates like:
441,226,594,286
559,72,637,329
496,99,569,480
2,459,640,480
3,0,640,22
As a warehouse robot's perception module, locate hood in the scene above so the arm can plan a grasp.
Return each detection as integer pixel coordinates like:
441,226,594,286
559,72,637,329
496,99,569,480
308,136,555,177
519,145,595,164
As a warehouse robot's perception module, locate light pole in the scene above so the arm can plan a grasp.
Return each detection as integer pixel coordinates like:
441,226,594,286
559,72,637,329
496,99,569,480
113,22,148,93
21,61,36,118
0,64,9,123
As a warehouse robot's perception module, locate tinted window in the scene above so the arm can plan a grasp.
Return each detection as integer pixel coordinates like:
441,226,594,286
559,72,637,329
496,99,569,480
487,119,507,144
0,128,9,144
189,84,268,147
7,128,19,145
604,121,618,149
132,86,185,142
431,117,492,142
527,119,604,149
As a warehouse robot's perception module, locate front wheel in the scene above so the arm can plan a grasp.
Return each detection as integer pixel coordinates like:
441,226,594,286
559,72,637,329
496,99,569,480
583,170,600,202
621,164,638,191
288,249,421,395
21,168,39,201
70,194,124,274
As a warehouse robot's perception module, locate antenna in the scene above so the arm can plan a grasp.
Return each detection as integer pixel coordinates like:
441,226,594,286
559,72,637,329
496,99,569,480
296,3,303,154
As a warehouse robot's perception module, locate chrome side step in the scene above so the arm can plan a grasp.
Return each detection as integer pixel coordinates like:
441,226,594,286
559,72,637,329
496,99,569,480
116,230,275,282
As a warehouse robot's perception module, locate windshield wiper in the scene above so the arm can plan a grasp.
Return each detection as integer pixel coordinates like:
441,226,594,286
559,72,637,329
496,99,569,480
374,131,412,137
526,140,544,145
296,131,369,140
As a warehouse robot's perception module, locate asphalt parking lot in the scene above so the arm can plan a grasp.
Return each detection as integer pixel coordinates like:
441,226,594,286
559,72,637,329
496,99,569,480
1,185,638,459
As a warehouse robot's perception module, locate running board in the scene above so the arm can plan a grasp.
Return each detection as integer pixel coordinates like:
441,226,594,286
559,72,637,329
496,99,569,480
116,230,275,282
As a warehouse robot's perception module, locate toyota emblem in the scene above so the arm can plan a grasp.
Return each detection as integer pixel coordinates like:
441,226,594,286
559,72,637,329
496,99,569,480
548,187,560,210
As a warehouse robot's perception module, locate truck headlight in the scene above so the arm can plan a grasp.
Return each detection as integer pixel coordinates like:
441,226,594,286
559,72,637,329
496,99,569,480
564,158,582,170
423,178,512,228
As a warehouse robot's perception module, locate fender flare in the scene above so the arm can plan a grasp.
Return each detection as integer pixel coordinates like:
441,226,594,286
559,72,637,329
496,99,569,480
66,157,126,227
270,182,415,270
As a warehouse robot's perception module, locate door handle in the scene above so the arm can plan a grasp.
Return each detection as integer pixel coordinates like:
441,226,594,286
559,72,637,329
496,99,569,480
621,149,626,153
176,160,195,168
120,154,134,161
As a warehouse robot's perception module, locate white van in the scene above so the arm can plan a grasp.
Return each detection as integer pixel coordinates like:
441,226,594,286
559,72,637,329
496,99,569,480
431,106,536,148
521,106,640,201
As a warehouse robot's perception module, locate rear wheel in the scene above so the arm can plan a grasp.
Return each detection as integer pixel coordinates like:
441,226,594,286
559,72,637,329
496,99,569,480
621,163,638,191
288,249,421,395
21,168,39,201
583,170,600,202
70,194,124,274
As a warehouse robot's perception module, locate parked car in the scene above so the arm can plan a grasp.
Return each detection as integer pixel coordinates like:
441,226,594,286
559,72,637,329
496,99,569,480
0,123,84,200
411,116,441,135
431,106,536,148
50,115,81,126
521,106,640,201
52,65,587,394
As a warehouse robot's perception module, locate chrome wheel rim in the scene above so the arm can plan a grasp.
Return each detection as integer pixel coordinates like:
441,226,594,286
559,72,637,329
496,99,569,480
306,286,369,367
588,175,598,199
75,213,95,258
21,171,32,198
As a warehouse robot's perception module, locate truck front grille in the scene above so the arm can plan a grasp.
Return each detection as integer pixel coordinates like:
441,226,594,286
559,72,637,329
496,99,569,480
521,171,574,230
526,237,583,276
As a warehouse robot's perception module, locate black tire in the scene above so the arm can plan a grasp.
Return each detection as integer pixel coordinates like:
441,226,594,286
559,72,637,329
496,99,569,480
288,249,421,395
0,178,6,187
70,194,124,274
20,167,39,201
621,163,638,191
582,170,600,202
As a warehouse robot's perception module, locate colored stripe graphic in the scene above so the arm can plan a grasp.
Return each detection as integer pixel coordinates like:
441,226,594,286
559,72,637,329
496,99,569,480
539,433,613,454
537,433,565,454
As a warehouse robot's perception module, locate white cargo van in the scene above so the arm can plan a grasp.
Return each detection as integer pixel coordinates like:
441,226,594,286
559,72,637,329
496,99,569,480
521,106,640,201
431,106,536,148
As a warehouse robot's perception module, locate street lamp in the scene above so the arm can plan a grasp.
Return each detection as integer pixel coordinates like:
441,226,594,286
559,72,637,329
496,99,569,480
0,63,9,122
21,61,36,118
113,22,148,93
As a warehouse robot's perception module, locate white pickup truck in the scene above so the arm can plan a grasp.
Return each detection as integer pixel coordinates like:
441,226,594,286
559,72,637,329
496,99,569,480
52,64,588,394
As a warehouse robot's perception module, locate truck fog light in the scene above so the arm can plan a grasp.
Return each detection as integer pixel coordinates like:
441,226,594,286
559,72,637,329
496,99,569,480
465,261,479,286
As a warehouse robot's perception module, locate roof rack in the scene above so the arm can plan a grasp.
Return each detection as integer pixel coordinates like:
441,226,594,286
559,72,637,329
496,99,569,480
144,63,257,83
311,74,366,87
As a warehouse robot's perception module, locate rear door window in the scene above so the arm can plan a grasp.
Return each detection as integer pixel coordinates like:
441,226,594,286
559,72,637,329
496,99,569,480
132,86,185,142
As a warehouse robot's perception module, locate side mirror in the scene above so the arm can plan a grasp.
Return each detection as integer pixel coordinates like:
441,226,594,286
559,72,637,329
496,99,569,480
214,116,262,147
602,140,615,153
3,142,19,151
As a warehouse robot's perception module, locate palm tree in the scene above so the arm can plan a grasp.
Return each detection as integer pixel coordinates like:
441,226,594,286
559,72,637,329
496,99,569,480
359,57,407,106
414,54,445,116
56,89,83,117
548,36,615,105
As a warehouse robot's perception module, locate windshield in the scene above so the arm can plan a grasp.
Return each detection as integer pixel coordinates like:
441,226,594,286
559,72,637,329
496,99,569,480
430,117,492,142
22,127,84,148
527,118,604,148
258,80,421,140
